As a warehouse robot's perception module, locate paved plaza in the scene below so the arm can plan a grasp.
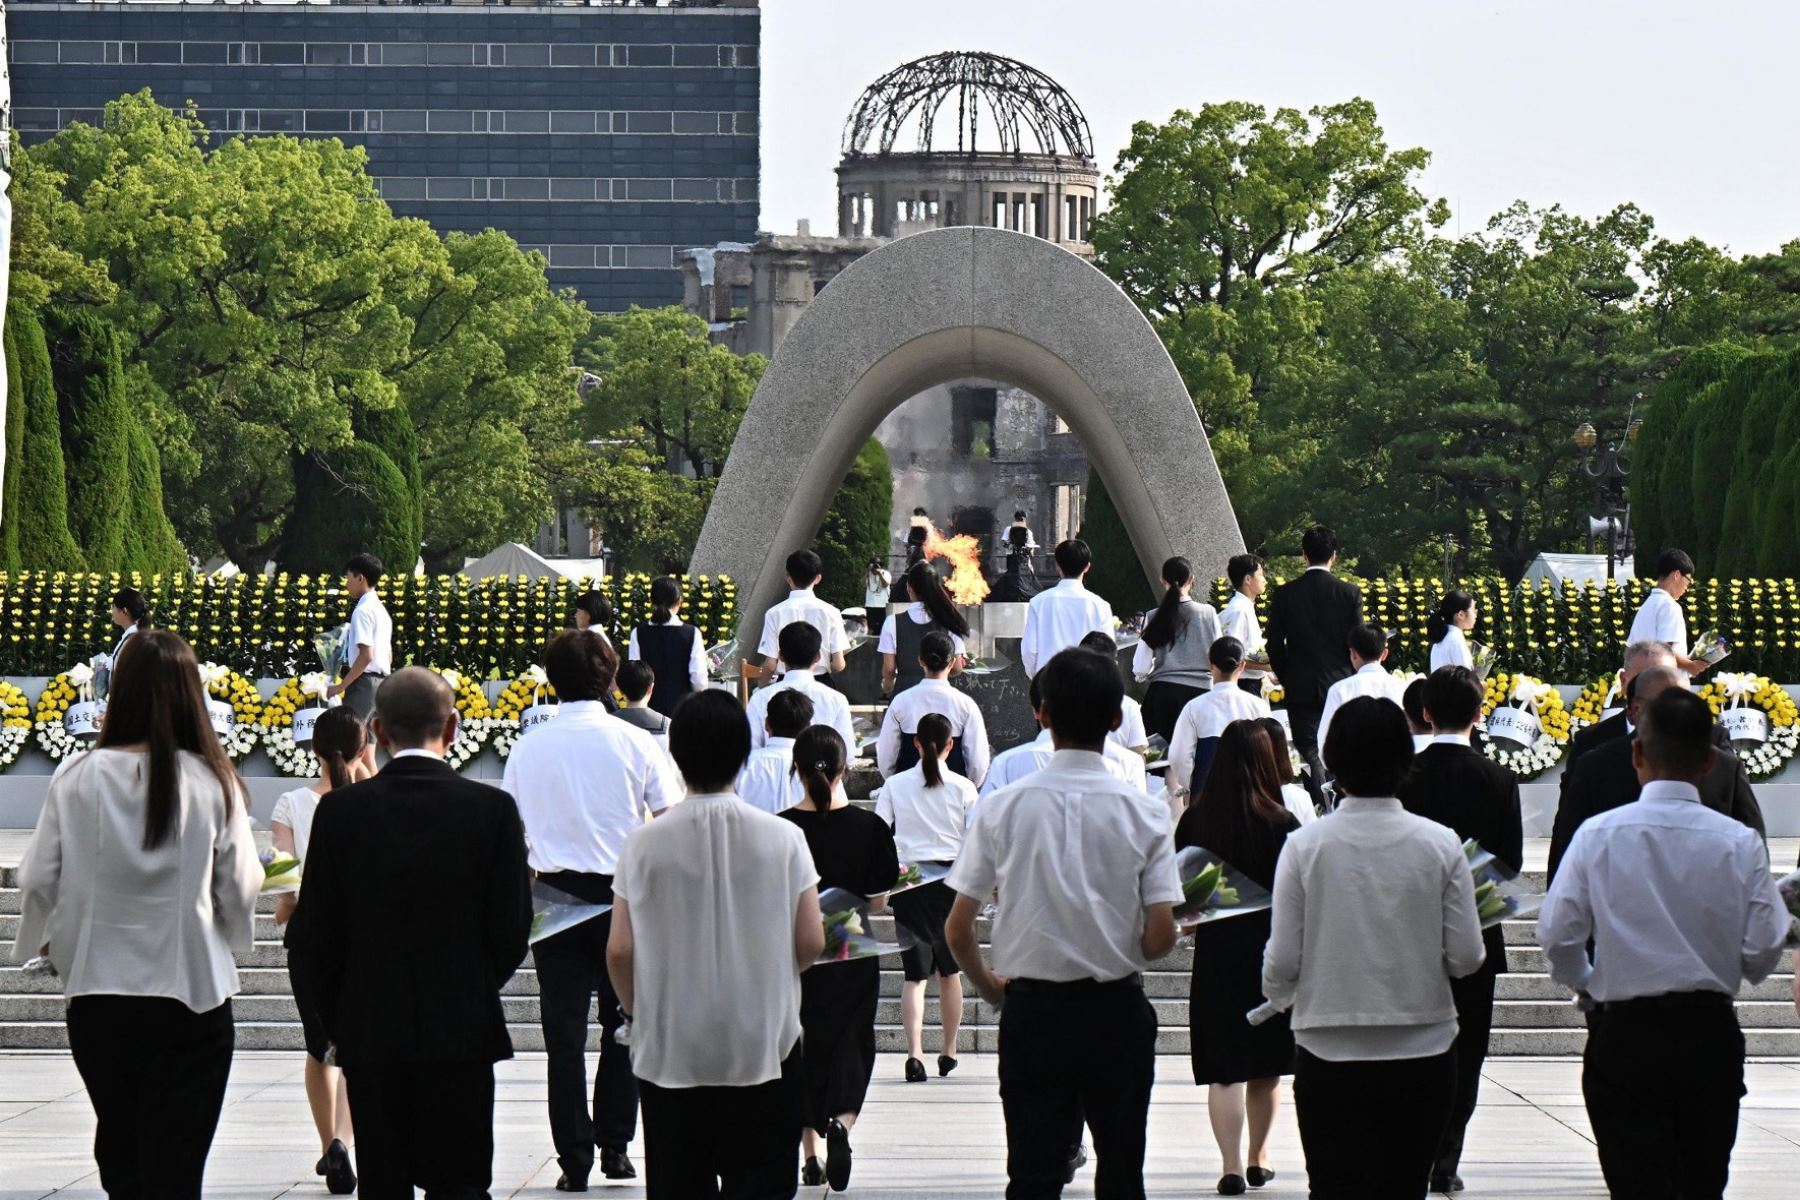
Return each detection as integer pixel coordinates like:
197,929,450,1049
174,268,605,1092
1,1052,1796,1199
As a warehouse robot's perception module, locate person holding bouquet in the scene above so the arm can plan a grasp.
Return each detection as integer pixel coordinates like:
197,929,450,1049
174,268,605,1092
1167,636,1271,814
627,576,710,718
1219,555,1270,699
878,561,969,696
15,631,262,1200
877,631,990,787
1131,556,1221,744
1626,549,1711,680
1262,696,1485,1198
780,726,900,1191
981,675,1148,798
946,647,1182,1199
271,707,378,1194
326,554,393,719
1426,591,1478,673
1176,718,1300,1196
875,713,978,1084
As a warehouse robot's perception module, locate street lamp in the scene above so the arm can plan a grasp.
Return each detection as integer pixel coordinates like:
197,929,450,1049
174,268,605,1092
1573,396,1642,580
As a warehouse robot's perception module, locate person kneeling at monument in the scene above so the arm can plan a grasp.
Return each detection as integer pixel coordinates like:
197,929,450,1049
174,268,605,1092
946,647,1182,1199
608,691,826,1199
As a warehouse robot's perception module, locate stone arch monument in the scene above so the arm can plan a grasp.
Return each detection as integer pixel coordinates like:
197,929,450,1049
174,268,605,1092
690,225,1244,645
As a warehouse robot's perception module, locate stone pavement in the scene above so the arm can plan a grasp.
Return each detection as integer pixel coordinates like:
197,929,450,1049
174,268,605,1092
2,1052,1797,1199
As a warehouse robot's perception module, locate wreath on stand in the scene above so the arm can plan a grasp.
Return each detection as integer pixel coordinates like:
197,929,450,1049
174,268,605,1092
199,664,265,762
1568,674,1623,736
491,668,556,761
0,681,33,774
1698,673,1800,781
1480,673,1571,780
34,665,100,763
436,669,494,771
260,675,334,778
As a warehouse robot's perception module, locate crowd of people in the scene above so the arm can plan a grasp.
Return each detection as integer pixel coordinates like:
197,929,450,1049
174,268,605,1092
9,533,1798,1200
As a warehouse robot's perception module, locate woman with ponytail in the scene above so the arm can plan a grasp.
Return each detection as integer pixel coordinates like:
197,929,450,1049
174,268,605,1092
1427,590,1477,673
627,576,710,718
101,588,153,680
1133,557,1222,744
271,705,375,1194
875,712,977,1084
878,631,991,786
879,561,970,695
780,727,900,1191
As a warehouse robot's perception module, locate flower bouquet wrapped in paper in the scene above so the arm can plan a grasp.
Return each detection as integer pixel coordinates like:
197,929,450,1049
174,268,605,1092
1777,868,1800,949
314,626,349,679
1690,627,1732,670
529,878,612,946
260,849,303,895
889,861,951,897
1468,640,1498,681
1462,839,1543,929
1172,846,1271,931
816,887,914,965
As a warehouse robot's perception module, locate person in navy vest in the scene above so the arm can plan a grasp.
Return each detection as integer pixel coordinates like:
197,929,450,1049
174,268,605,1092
628,577,710,719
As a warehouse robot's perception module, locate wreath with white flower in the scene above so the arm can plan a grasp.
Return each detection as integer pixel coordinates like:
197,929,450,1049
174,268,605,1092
0,681,33,774
1480,672,1571,780
34,665,101,762
436,669,494,771
1697,673,1800,781
259,675,335,778
490,668,557,760
1568,673,1623,735
198,663,265,762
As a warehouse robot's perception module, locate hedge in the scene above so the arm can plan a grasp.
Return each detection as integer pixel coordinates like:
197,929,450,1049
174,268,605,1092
0,571,739,678
45,308,132,574
281,444,420,577
0,305,86,572
815,438,892,610
1207,575,1800,682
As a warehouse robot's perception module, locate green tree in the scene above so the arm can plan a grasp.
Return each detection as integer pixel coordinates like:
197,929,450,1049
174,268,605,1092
354,401,423,566
44,307,131,572
1631,343,1753,569
0,304,86,570
119,417,190,577
581,445,716,575
1076,468,1155,614
281,445,418,576
814,439,892,610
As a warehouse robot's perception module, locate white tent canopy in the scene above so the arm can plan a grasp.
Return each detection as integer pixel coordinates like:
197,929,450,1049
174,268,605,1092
1522,552,1635,587
460,543,605,583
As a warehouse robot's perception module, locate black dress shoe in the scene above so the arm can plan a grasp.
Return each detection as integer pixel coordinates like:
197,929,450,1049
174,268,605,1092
824,1118,853,1192
936,1054,958,1077
1431,1171,1465,1194
904,1056,927,1082
553,1173,587,1193
1063,1142,1087,1184
1218,1175,1247,1196
800,1156,825,1187
323,1139,357,1195
599,1148,636,1180
1246,1165,1276,1188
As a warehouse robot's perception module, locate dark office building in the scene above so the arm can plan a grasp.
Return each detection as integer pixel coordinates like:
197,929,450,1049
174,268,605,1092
7,1,761,312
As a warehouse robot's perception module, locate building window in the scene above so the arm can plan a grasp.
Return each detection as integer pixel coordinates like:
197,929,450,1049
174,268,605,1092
1050,413,1071,436
952,387,998,459
1053,483,1086,545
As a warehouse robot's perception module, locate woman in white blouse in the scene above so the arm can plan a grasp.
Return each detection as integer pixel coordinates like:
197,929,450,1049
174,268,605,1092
1427,590,1477,673
876,631,990,786
15,630,261,1199
270,706,377,1194
874,713,979,1084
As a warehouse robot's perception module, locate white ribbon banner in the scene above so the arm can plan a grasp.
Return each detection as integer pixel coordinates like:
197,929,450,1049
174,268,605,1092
1486,705,1542,748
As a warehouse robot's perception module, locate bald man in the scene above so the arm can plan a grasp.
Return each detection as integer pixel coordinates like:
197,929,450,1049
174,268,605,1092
1548,666,1765,882
287,667,533,1200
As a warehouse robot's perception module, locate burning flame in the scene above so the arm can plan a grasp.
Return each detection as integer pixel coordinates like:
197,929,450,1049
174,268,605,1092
923,526,991,606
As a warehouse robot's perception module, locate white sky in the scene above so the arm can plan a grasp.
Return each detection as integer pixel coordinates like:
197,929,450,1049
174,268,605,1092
760,0,1800,255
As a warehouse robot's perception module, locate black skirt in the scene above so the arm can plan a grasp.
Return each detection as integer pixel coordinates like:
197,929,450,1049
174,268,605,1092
1188,909,1293,1085
890,877,958,982
1142,681,1206,746
799,956,879,1132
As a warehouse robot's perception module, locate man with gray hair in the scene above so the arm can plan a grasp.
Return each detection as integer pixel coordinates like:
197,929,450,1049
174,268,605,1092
1549,666,1765,881
1566,640,1678,771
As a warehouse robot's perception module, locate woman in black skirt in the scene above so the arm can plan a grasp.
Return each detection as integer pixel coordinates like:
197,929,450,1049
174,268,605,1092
780,726,900,1193
1174,718,1300,1196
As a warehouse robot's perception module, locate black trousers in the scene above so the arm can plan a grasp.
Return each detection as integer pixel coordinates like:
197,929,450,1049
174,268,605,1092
1436,965,1498,1177
533,871,637,1174
343,1061,496,1200
1583,998,1745,1199
1286,705,1328,809
67,995,235,1200
998,979,1157,1200
1294,1046,1456,1199
637,1045,804,1200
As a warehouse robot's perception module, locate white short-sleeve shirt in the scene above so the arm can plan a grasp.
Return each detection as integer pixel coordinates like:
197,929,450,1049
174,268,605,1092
876,604,967,658
1429,626,1474,673
949,749,1182,983
758,588,849,673
1020,579,1115,678
745,671,857,753
877,677,990,786
1626,587,1688,660
736,738,804,815
979,730,1147,801
874,764,977,863
348,591,394,675
269,784,324,862
1220,591,1267,681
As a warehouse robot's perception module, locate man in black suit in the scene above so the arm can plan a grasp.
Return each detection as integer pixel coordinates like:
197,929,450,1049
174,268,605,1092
1568,641,1731,778
1264,525,1363,806
1396,666,1523,1196
1548,666,1766,883
288,668,533,1200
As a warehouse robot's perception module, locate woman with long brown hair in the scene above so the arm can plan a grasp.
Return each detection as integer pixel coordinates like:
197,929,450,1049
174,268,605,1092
15,630,262,1200
1174,718,1300,1196
271,706,377,1194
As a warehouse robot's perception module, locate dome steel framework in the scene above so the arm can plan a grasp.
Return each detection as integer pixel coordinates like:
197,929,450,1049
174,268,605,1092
841,51,1094,161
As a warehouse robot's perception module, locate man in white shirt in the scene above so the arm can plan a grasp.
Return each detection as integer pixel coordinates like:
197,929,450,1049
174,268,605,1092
1220,553,1270,696
1316,624,1407,754
736,690,812,815
1626,548,1709,678
980,677,1147,800
946,648,1182,1199
502,631,683,1188
608,690,823,1200
329,552,394,719
757,549,850,681
1078,631,1148,755
1166,636,1270,806
1539,688,1790,1200
1019,539,1115,678
745,622,856,753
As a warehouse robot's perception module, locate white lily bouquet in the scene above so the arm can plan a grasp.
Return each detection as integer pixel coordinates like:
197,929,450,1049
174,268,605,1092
1172,845,1272,932
260,848,303,895
314,626,349,679
1463,839,1544,930
1690,627,1732,670
1468,640,1499,681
